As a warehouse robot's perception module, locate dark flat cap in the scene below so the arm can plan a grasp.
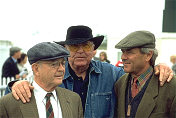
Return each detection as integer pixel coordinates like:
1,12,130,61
115,31,156,49
10,47,21,56
27,42,70,65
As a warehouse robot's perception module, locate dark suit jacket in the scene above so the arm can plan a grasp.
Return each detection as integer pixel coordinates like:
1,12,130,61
2,57,19,78
114,73,176,118
0,87,83,118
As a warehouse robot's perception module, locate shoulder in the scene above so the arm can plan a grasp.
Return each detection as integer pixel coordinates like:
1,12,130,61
56,87,80,98
115,73,128,86
0,93,21,106
91,60,124,73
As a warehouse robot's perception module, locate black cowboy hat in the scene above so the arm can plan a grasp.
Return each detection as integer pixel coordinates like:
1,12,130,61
55,25,104,50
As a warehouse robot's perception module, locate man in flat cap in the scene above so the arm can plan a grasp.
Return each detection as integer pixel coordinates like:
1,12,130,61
2,47,22,79
6,26,173,118
0,42,83,118
114,31,176,118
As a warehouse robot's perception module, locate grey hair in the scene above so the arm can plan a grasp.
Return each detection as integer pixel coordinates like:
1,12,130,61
140,48,158,66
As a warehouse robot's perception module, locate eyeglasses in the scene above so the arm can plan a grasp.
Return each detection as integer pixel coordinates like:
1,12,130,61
38,59,66,69
67,42,94,52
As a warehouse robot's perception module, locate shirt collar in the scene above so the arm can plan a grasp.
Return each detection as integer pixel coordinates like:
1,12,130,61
33,80,57,102
11,56,17,63
131,66,153,88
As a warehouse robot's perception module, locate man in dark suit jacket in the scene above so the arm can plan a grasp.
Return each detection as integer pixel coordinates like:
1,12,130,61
0,42,83,118
1,47,21,79
114,31,176,118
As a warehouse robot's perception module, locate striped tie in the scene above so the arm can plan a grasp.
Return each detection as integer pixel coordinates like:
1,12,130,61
45,93,54,118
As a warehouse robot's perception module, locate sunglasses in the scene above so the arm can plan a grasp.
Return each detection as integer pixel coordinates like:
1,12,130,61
67,42,94,52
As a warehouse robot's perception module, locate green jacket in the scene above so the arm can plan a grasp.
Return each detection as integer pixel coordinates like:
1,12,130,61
0,87,83,118
114,73,176,118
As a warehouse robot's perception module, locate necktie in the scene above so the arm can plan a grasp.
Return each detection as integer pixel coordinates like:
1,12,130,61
131,78,138,98
45,93,54,118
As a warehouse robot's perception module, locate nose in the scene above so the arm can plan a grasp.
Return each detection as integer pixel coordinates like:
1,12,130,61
77,46,84,53
121,52,127,60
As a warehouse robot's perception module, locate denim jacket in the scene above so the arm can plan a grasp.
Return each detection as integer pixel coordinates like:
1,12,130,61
59,60,125,118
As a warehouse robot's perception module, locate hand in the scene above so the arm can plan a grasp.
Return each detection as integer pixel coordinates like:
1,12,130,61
154,63,174,86
12,80,34,103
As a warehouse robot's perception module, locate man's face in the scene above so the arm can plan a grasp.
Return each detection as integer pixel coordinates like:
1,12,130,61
36,58,66,87
15,51,21,59
121,48,151,76
66,41,94,69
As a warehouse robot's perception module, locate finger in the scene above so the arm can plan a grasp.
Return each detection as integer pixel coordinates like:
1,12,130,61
13,85,27,103
19,83,30,102
23,83,32,98
159,66,165,82
167,71,174,82
154,68,160,75
12,88,19,100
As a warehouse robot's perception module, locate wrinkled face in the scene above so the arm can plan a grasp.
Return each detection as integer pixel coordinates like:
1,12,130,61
35,58,66,87
66,41,95,68
121,48,151,76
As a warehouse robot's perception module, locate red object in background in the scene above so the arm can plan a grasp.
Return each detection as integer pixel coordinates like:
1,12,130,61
115,60,123,67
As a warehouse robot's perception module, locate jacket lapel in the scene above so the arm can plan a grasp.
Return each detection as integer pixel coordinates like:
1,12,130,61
20,92,39,118
118,74,130,117
135,75,158,118
56,87,73,118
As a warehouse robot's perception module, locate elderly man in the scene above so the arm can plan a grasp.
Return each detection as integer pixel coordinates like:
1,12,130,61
2,47,21,79
6,26,173,118
114,31,176,118
0,42,83,118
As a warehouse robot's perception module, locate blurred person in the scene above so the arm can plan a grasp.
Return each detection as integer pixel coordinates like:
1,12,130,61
99,51,110,63
17,53,28,78
170,55,176,66
170,55,176,75
5,26,173,118
0,42,83,118
114,31,176,118
1,47,21,79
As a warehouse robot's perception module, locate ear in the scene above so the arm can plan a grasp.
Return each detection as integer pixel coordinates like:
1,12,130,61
32,63,40,76
145,51,153,62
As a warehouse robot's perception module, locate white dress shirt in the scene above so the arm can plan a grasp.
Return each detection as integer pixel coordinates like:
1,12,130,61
33,81,62,118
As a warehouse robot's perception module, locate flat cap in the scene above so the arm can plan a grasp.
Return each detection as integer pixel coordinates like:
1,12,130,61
10,47,21,56
115,31,156,49
27,42,70,65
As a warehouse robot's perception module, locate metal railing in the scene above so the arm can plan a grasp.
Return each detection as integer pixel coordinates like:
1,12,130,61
0,75,33,98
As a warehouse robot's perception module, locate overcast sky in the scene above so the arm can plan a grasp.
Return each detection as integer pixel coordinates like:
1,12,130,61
0,0,165,50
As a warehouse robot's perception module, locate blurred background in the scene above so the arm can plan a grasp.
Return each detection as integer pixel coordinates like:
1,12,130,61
0,0,176,76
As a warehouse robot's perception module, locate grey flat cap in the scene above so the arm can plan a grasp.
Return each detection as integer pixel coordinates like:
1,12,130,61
10,47,21,56
27,42,70,65
115,31,156,49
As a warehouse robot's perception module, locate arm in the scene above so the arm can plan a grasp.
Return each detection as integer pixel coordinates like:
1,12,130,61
154,63,173,86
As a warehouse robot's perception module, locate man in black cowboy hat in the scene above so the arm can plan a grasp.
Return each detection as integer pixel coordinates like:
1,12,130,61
7,25,173,118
